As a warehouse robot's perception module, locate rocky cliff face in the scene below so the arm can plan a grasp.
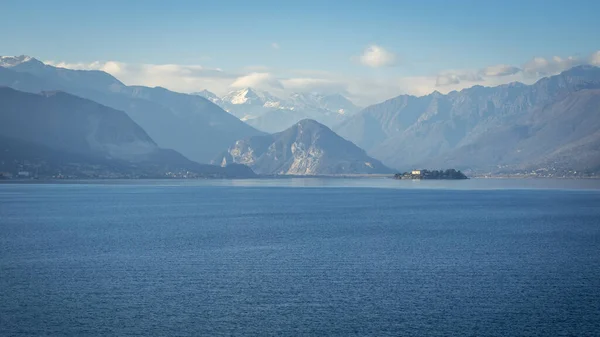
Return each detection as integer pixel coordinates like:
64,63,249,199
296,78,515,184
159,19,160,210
214,119,393,175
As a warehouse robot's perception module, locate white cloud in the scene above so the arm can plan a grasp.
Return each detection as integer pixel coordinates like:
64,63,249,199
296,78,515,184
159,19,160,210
433,51,600,88
102,61,123,75
481,64,521,77
42,49,600,106
521,55,582,77
45,60,237,95
359,45,397,68
589,51,600,66
435,70,483,87
230,72,283,90
271,42,280,50
41,59,430,104
281,78,349,95
47,60,124,75
435,74,460,86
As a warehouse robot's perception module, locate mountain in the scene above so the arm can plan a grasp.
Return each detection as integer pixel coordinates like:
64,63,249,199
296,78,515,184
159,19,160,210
213,87,360,132
1,55,125,92
335,65,600,175
222,87,282,107
0,56,262,163
192,89,222,105
220,87,286,120
213,119,393,175
288,92,359,116
0,87,255,178
1,55,38,68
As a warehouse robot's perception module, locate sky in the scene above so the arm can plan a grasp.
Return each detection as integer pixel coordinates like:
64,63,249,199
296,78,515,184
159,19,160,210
1,0,599,105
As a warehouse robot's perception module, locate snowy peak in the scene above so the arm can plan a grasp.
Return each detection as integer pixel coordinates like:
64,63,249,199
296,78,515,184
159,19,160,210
227,88,260,105
222,87,282,107
190,88,360,131
192,89,222,104
201,87,358,115
0,55,43,68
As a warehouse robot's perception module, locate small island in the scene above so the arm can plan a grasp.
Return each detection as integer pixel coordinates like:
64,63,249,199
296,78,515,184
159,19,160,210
394,169,468,180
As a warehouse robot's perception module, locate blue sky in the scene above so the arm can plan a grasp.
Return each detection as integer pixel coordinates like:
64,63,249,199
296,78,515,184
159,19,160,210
1,0,599,104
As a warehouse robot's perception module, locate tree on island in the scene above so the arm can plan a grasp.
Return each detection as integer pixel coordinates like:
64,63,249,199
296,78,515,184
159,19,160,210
394,169,468,180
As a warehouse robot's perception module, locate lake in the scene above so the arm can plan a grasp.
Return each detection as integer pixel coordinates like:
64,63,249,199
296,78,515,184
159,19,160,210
1,179,599,336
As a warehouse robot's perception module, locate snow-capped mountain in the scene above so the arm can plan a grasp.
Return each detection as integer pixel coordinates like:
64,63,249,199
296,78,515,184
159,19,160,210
199,87,360,132
219,88,360,115
0,55,40,68
222,88,283,107
192,89,222,105
214,88,287,123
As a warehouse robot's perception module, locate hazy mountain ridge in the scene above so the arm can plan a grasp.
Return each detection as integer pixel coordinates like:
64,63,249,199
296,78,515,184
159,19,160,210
336,65,600,174
4,55,598,176
0,87,256,178
213,119,393,175
0,55,262,163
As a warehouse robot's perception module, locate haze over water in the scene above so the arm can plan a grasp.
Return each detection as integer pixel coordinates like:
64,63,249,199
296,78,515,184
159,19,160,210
1,179,599,336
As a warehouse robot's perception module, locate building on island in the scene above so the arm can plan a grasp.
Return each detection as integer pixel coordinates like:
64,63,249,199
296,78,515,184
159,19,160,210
411,170,422,176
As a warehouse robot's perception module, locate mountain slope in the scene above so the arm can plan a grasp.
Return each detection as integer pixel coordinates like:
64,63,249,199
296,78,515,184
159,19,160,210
288,92,359,116
431,88,600,173
0,56,262,163
0,87,255,178
192,89,222,105
336,65,600,173
213,119,393,175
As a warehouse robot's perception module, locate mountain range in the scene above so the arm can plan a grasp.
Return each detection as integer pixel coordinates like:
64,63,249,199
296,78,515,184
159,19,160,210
195,88,360,133
335,65,600,175
0,55,262,164
0,87,255,178
1,54,599,177
213,119,392,175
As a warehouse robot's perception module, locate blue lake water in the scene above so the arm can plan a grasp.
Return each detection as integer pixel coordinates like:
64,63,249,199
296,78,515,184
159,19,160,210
1,179,600,336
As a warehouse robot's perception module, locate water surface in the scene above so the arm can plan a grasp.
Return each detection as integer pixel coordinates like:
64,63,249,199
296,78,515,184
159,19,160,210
1,179,599,336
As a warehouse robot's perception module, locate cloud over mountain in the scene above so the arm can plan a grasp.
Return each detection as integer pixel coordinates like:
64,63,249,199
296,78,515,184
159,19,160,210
44,60,236,94
522,56,582,77
591,51,600,65
42,49,600,106
436,70,483,86
359,45,398,68
481,64,521,77
231,72,283,90
434,50,600,88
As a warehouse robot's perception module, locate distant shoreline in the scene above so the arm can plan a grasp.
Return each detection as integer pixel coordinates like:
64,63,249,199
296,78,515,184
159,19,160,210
1,174,599,184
